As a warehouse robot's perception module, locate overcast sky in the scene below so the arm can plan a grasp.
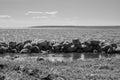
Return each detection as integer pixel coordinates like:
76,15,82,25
0,0,120,27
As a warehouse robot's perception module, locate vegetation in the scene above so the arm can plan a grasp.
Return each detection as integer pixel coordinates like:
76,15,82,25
0,56,120,80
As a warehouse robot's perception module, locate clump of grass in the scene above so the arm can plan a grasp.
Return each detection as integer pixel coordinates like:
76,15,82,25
99,65,114,70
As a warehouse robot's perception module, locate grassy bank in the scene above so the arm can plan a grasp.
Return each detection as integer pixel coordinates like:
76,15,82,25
0,55,120,80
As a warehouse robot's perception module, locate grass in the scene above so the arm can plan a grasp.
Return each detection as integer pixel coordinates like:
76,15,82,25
0,28,120,43
0,55,120,80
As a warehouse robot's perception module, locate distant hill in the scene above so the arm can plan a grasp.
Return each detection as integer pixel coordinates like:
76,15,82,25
30,25,120,28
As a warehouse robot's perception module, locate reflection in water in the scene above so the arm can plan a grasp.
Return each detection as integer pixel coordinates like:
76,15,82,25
72,53,81,60
45,53,101,62
83,53,99,59
45,53,73,62
0,53,119,62
80,54,85,60
45,53,119,62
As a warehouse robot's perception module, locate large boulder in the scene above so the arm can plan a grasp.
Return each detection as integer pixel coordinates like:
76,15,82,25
90,40,100,45
52,42,62,52
111,43,117,51
20,48,31,54
81,42,93,52
66,44,77,52
112,44,120,53
30,46,40,53
81,40,101,53
31,41,37,46
72,38,82,52
72,38,81,45
101,42,113,54
8,41,16,49
90,40,101,53
24,40,32,45
61,40,72,53
36,57,45,61
23,43,32,49
16,42,24,52
7,48,17,53
101,42,118,54
7,41,18,53
0,46,8,54
115,47,120,53
0,41,8,47
36,39,51,51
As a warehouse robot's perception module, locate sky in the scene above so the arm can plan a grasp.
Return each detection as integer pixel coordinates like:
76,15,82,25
0,0,120,27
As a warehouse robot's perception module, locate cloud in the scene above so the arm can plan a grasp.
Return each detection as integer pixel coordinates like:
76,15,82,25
32,16,48,19
25,11,58,15
26,11,58,20
25,11,43,15
0,15,11,18
45,11,58,15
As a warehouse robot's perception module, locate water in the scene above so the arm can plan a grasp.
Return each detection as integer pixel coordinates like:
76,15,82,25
0,53,119,62
43,53,118,62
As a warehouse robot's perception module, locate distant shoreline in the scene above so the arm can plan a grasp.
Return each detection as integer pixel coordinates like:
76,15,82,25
30,26,120,29
0,26,120,29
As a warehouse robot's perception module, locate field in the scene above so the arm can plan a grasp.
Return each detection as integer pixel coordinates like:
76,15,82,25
0,28,120,80
1,28,120,43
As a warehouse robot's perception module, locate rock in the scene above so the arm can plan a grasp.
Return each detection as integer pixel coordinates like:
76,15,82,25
23,43,32,49
115,47,120,53
67,44,77,52
52,43,62,52
41,74,58,80
24,40,32,45
20,48,31,54
30,46,40,53
7,48,17,53
72,38,80,45
8,41,16,49
0,75,5,80
0,41,8,47
27,69,39,76
0,64,7,69
36,57,45,61
0,46,8,54
37,40,51,51
16,42,24,52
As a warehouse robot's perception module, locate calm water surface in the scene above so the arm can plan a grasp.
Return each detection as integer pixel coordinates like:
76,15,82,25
0,53,119,62
42,53,118,62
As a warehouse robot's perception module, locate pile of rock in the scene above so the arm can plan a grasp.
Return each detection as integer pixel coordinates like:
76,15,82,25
0,38,120,54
